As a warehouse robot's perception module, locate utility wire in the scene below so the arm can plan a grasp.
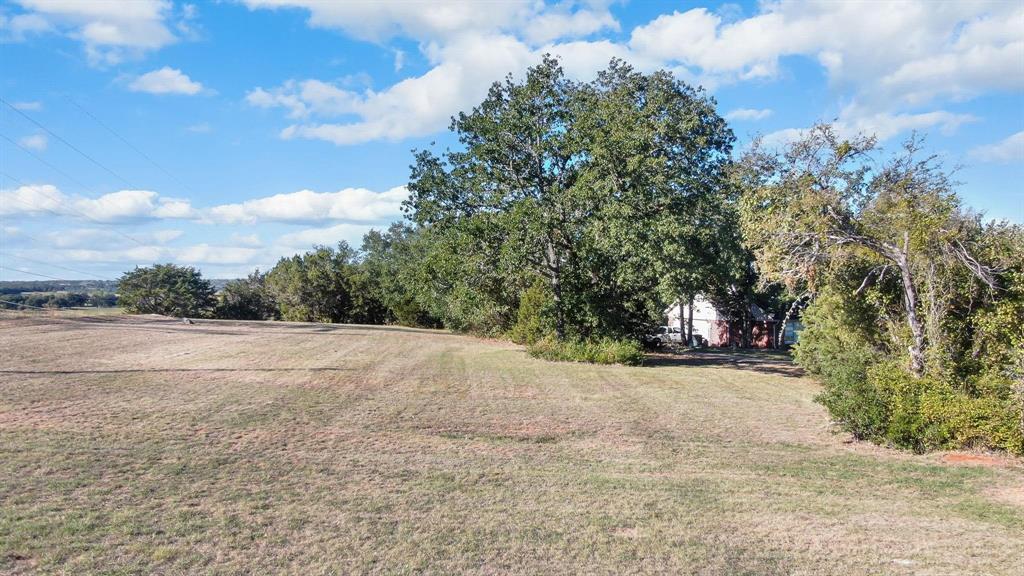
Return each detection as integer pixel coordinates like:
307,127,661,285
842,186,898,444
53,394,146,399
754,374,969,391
0,299,53,310
0,265,68,281
1,97,135,189
0,253,113,281
0,133,104,195
64,95,198,196
0,170,152,249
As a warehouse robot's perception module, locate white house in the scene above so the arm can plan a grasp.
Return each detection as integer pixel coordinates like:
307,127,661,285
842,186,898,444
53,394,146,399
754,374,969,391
664,294,801,348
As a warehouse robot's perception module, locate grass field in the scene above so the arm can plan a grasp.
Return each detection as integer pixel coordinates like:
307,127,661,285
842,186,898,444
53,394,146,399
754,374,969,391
1,313,1022,575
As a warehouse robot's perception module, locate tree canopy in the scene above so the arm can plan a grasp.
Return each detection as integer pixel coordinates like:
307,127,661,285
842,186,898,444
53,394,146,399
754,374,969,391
118,263,215,318
404,56,735,340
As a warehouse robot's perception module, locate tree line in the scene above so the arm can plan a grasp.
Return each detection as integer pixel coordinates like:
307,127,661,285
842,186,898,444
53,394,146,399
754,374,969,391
115,57,1023,455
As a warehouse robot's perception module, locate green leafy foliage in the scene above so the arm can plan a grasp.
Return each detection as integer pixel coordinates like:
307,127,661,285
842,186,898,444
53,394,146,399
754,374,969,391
264,242,388,324
117,263,215,317
404,56,734,342
527,336,645,366
508,278,553,345
742,125,1024,455
214,271,277,320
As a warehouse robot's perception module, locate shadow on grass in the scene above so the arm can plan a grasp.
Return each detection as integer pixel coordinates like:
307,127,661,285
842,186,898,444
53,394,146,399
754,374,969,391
28,315,456,337
0,367,353,375
645,348,805,378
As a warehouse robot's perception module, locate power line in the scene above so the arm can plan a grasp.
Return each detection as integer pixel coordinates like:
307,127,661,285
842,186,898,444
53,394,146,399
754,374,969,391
0,170,152,249
64,95,198,197
0,265,68,281
0,297,62,311
1,97,135,189
0,299,54,310
0,252,113,281
0,132,103,194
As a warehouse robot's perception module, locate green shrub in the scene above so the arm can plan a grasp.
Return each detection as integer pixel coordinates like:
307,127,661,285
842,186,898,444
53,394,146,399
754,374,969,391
508,279,553,345
527,337,645,366
820,360,1024,455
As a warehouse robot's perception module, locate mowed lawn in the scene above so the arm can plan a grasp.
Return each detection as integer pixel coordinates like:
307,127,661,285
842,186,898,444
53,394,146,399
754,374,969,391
1,314,1022,575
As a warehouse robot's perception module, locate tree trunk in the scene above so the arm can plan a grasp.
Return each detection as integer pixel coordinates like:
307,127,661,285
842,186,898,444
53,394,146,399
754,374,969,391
546,241,565,340
777,293,809,348
687,294,695,347
896,233,926,377
742,298,752,348
677,298,686,347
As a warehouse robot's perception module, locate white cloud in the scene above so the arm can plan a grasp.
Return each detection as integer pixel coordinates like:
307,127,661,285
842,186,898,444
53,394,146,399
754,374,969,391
9,0,178,65
18,133,47,151
128,67,203,95
2,182,406,226
186,122,211,133
0,11,53,40
0,184,65,216
970,131,1024,164
725,108,773,121
9,100,42,111
176,244,265,265
230,233,262,247
626,1,1023,102
254,32,654,146
0,184,197,222
206,186,408,224
243,1,1017,147
241,0,540,43
277,223,377,251
760,104,978,148
44,228,182,250
521,6,620,45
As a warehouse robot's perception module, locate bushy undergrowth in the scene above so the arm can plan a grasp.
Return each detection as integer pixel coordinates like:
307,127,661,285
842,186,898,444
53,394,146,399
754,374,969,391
527,336,645,366
798,290,1024,456
508,279,552,345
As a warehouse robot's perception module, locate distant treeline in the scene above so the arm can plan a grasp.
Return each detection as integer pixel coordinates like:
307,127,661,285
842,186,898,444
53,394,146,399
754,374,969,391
2,291,118,309
0,280,118,295
0,278,236,295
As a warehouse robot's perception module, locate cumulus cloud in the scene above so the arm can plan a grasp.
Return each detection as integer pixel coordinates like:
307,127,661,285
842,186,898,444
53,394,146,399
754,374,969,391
725,108,772,121
1,182,407,225
7,0,178,65
626,1,1023,101
760,104,978,148
18,134,47,151
245,0,1021,147
206,186,408,224
128,67,203,95
276,223,378,251
0,184,197,222
251,32,652,145
970,131,1024,164
241,0,616,45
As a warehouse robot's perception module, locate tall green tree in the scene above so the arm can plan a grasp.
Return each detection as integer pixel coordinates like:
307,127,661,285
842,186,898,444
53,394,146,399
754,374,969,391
738,125,1001,376
405,56,733,340
359,224,441,327
265,243,361,323
118,263,215,317
215,270,277,320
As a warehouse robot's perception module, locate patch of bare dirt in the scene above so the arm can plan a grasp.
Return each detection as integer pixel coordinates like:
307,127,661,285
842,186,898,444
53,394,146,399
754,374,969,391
939,452,1010,467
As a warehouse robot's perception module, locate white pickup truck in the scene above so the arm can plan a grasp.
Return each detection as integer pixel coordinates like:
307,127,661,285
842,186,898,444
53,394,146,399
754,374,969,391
646,325,683,346
645,326,707,347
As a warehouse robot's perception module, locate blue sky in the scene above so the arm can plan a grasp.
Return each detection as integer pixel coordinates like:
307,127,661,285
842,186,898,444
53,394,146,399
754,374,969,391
1,0,1022,280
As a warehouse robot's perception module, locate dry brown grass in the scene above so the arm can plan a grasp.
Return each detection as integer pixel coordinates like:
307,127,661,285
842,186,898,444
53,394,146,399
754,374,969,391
1,313,1022,575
